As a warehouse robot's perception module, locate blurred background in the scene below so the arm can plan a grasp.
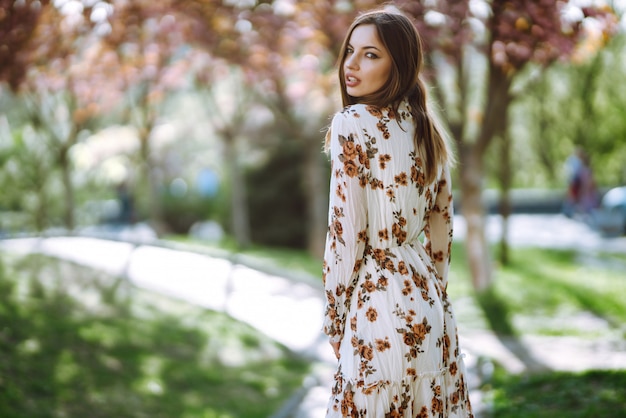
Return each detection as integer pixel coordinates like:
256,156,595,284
1,0,625,417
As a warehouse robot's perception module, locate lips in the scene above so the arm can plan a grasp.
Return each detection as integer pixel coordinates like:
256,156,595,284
345,72,360,87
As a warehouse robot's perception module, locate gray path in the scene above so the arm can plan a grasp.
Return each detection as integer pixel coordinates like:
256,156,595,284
1,214,625,418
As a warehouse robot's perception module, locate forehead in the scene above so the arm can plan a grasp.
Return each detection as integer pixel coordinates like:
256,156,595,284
349,24,383,46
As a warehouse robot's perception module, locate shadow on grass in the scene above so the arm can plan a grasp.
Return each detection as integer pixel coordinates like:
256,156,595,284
491,368,626,418
0,253,310,418
509,249,626,330
474,285,549,374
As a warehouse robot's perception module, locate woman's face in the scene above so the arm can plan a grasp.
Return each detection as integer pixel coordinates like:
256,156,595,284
343,24,392,99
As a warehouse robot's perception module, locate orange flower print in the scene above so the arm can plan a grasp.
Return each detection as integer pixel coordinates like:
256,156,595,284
340,397,353,416
417,170,425,186
402,333,416,347
359,343,374,361
432,397,443,414
450,361,458,376
326,290,336,307
378,153,391,169
366,307,378,322
343,159,359,177
394,172,408,186
331,219,343,238
378,228,389,241
350,315,357,331
373,249,387,262
398,261,409,275
358,145,371,169
406,368,416,376
451,390,460,404
363,385,377,395
351,335,359,348
418,406,429,418
375,338,391,352
413,319,431,340
370,178,384,190
335,183,346,202
356,144,365,162
383,259,395,273
377,275,388,287
363,280,376,293
402,280,412,296
388,407,402,418
392,223,406,245
342,140,358,161
366,106,382,118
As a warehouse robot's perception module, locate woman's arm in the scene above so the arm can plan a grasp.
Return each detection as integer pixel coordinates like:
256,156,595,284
322,112,368,344
423,165,454,290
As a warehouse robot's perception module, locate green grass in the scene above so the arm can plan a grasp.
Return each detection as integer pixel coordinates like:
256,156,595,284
488,247,626,338
164,235,323,279
490,368,626,418
0,253,311,418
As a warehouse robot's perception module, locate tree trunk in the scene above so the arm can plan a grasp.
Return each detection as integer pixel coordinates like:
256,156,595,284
458,62,511,290
497,130,512,265
57,123,80,233
138,126,165,234
303,134,328,259
59,145,75,232
458,144,492,291
223,131,251,249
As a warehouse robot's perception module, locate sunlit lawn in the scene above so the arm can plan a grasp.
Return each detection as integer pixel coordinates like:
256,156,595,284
490,369,626,418
0,253,310,418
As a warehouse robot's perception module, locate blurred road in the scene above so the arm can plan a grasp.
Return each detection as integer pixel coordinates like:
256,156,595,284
1,214,625,418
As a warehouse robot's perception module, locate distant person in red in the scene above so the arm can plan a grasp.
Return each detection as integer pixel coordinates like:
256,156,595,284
576,152,600,215
563,147,599,218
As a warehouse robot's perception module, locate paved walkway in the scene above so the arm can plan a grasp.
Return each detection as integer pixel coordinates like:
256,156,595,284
1,214,625,418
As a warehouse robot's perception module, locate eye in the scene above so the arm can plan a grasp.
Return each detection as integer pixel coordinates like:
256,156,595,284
365,52,379,59
345,47,354,55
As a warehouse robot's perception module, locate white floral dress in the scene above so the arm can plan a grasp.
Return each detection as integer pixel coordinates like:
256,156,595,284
322,100,473,417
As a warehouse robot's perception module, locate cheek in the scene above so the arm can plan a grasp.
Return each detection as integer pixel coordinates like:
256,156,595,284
375,66,390,86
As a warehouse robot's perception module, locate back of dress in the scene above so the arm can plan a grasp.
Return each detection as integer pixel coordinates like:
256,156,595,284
322,101,473,417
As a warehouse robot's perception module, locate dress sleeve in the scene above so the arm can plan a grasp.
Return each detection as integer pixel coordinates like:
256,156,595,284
322,112,368,343
423,165,454,290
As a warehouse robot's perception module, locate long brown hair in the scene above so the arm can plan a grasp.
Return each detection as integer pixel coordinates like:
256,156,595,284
327,9,454,184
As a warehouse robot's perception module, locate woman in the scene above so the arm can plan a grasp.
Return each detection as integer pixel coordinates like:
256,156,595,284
322,9,474,417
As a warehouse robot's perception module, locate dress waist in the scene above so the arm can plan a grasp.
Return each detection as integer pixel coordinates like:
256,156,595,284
365,239,423,255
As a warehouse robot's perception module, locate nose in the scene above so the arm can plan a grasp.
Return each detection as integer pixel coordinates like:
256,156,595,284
345,54,358,70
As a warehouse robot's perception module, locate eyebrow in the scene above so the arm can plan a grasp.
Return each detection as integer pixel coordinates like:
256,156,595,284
348,43,383,52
